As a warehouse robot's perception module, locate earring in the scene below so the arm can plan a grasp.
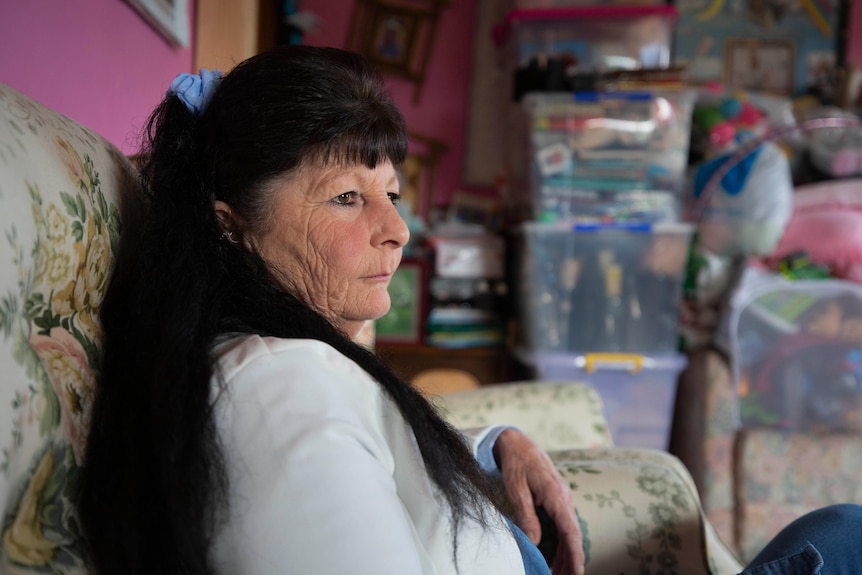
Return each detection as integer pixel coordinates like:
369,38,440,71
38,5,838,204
221,230,239,244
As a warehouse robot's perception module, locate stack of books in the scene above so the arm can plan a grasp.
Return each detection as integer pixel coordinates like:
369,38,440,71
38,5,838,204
425,277,507,348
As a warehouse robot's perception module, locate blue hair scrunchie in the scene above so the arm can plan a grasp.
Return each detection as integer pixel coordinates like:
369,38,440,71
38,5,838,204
167,68,223,116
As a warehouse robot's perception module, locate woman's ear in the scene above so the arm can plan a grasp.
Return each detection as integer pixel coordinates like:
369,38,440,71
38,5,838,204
213,200,234,230
214,200,243,245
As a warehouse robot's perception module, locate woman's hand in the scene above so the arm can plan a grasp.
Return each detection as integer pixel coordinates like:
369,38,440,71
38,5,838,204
493,428,585,575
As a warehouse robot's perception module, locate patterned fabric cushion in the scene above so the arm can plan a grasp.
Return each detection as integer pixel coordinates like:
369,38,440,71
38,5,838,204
432,381,614,451
550,448,743,575
0,83,138,574
735,428,862,563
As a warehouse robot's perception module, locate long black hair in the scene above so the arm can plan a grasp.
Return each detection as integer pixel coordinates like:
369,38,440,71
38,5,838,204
79,45,503,574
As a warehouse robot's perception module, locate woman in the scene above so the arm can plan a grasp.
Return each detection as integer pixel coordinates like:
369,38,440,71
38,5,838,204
79,44,862,575
79,45,581,575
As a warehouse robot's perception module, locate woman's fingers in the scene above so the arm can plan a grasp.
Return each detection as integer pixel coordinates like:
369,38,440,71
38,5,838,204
493,429,586,574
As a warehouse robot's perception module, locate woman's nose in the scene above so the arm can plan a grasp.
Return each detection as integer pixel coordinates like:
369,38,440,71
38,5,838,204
376,200,410,248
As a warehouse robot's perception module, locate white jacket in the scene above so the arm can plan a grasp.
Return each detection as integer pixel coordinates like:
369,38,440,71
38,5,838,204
211,335,524,575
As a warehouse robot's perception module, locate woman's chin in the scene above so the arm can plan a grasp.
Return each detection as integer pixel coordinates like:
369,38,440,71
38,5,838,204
365,295,393,321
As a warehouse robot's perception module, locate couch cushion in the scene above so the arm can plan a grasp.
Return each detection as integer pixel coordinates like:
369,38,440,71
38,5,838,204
0,83,139,573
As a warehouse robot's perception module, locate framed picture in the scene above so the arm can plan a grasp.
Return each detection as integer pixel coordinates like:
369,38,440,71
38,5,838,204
125,0,190,47
375,258,428,344
725,39,795,95
398,131,447,221
674,1,839,96
346,0,452,102
368,6,419,70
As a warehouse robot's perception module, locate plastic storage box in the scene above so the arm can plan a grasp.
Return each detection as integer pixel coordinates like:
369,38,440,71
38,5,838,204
499,6,677,73
720,268,862,433
516,221,692,354
523,90,695,223
526,351,687,450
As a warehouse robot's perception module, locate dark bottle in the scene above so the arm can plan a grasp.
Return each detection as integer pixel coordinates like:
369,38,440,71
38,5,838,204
603,263,624,351
570,248,611,351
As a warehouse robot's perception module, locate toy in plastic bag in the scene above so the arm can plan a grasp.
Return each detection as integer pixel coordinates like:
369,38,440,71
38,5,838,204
719,267,862,432
739,333,862,432
691,141,793,258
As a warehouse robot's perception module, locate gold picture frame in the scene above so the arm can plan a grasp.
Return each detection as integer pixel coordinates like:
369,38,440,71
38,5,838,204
400,131,447,220
346,0,452,103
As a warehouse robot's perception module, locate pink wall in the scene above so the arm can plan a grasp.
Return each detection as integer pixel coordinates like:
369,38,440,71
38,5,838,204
0,0,195,155
305,1,481,209
848,1,862,69
0,0,473,206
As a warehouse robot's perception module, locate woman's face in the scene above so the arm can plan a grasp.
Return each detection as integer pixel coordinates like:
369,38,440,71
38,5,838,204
249,159,409,339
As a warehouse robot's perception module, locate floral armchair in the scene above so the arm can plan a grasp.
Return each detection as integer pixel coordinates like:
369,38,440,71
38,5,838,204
0,82,743,574
0,82,139,573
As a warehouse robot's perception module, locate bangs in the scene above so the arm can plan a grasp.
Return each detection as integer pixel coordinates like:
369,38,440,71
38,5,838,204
310,119,408,169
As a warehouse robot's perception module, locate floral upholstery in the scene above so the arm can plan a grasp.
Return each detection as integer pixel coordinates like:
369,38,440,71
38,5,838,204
431,381,613,451
552,448,742,575
437,381,745,574
672,347,862,564
0,83,139,574
735,429,862,562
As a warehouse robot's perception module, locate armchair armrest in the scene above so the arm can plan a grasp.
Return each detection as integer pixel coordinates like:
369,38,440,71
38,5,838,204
549,447,744,575
432,381,613,452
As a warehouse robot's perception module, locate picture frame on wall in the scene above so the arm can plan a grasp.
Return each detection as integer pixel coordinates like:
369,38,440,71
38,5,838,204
375,258,428,344
367,6,420,72
673,0,840,96
125,0,190,47
345,0,452,102
725,39,795,95
399,131,447,221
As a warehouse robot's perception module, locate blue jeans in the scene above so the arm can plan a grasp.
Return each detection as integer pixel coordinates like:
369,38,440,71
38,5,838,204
506,518,551,575
512,503,862,575
740,504,862,575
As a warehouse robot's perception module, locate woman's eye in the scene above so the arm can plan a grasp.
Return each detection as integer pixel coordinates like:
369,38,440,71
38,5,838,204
388,192,401,205
333,192,358,205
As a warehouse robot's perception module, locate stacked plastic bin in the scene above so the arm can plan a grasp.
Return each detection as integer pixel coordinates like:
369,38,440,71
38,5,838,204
504,5,694,450
523,90,693,223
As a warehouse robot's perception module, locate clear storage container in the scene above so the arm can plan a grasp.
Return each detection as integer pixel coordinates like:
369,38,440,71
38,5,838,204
516,221,693,354
524,351,687,450
500,6,677,72
523,90,695,223
721,268,862,433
